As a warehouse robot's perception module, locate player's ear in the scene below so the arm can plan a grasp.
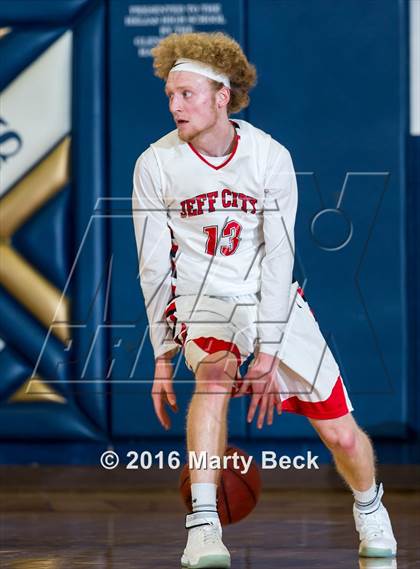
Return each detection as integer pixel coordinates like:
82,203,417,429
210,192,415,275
216,86,231,109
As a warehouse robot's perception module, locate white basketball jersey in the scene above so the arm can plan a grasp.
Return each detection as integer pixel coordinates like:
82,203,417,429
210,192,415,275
133,119,298,358
152,119,272,296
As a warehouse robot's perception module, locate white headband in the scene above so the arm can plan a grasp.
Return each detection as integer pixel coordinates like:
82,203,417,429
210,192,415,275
169,58,231,88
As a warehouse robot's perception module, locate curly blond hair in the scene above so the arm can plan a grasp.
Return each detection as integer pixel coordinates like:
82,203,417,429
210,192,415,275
151,32,256,114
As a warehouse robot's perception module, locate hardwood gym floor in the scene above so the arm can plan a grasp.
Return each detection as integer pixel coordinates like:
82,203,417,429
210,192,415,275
0,480,418,568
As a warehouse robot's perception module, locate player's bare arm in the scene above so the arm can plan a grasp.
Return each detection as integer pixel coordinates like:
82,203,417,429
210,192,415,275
151,348,179,431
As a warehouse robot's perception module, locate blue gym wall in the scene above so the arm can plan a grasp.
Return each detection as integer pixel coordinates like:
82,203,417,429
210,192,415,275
0,0,418,464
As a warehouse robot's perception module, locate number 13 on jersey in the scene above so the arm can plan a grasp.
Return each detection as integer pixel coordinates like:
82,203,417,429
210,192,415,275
203,219,243,256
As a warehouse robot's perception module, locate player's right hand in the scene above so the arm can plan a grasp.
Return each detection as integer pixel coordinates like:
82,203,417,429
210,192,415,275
151,354,178,430
238,352,282,429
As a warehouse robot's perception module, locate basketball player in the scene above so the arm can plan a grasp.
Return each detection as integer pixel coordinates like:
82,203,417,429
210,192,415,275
132,32,397,568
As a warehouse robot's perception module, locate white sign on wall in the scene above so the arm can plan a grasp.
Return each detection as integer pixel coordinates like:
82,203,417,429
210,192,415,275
410,0,420,135
124,3,227,58
0,31,72,197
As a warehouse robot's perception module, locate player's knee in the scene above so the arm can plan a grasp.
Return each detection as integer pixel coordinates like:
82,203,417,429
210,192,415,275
337,429,358,456
195,357,236,393
320,425,358,456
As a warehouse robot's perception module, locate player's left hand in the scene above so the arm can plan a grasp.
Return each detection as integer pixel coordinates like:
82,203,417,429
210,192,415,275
238,352,282,429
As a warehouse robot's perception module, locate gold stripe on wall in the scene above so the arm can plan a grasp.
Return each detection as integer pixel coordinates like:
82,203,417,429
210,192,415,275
9,376,66,404
0,137,70,238
0,27,11,40
0,243,70,343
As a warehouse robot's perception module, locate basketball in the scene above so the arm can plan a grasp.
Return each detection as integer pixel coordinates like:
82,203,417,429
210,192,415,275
179,446,261,525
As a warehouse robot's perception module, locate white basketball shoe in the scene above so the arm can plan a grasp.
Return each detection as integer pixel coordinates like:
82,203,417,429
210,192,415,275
353,484,397,558
181,511,231,568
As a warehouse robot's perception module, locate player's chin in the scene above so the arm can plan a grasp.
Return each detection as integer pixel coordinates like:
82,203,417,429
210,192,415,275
177,124,196,142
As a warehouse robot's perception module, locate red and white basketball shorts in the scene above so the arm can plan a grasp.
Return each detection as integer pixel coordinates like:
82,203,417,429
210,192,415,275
164,281,353,420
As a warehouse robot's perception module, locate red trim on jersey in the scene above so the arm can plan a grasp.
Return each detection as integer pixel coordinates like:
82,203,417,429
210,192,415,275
192,336,241,367
281,376,350,419
297,286,316,318
297,287,305,298
168,225,178,297
178,322,188,344
165,300,176,317
188,130,240,171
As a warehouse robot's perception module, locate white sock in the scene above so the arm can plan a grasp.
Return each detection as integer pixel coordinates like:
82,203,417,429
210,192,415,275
191,483,217,514
353,481,382,513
